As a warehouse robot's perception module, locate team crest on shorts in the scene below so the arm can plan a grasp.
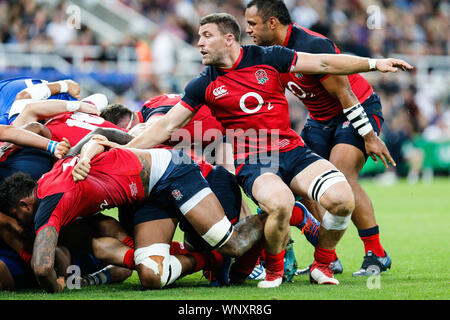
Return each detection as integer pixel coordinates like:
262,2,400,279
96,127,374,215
255,69,269,84
172,189,183,201
342,121,350,129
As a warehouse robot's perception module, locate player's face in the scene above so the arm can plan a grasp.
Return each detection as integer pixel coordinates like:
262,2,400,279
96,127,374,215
10,196,35,227
197,23,228,66
245,6,276,46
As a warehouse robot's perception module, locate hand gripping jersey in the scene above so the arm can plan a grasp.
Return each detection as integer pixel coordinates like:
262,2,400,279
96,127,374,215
45,112,125,146
34,148,146,235
180,45,304,160
279,24,373,121
140,94,225,147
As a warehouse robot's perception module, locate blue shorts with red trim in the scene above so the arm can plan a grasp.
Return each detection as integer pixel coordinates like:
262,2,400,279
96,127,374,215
235,146,322,203
301,92,384,160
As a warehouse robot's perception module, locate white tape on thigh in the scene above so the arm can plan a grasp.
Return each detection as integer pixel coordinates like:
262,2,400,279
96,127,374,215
202,216,233,249
25,83,51,100
321,211,352,230
179,187,212,215
307,169,347,203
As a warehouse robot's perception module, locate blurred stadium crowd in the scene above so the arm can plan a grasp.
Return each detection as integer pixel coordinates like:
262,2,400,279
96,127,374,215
0,0,448,180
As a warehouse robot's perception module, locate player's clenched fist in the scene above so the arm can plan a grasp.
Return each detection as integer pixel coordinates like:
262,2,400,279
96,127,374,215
72,157,91,181
54,138,71,159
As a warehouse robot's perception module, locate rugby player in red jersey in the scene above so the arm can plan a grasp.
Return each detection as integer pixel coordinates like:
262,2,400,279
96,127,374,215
245,0,395,276
109,13,411,288
0,134,266,293
101,97,322,284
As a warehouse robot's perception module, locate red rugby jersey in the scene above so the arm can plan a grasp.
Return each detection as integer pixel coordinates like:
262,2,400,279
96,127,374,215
279,23,373,121
45,112,125,146
34,148,145,235
181,45,304,160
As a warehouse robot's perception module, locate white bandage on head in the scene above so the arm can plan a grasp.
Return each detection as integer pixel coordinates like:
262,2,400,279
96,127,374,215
134,243,182,288
57,80,68,93
343,102,373,137
202,216,234,249
66,100,81,112
308,169,348,203
24,83,51,100
321,211,352,231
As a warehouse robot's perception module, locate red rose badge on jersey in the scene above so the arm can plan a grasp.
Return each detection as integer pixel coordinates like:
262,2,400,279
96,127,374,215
255,69,269,84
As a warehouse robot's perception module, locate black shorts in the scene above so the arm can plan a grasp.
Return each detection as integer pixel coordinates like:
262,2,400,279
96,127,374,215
301,92,384,160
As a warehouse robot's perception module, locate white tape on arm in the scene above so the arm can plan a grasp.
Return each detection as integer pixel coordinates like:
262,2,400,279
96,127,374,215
342,102,373,137
57,80,68,93
24,83,51,100
66,101,81,112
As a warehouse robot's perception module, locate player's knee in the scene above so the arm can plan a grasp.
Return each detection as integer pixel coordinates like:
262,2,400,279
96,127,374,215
259,195,294,222
137,264,162,289
308,169,355,215
324,189,355,216
134,244,182,289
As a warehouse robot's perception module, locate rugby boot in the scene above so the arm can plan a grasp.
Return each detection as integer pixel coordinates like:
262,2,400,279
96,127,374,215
209,256,234,286
294,201,320,247
247,259,266,280
296,258,343,276
309,261,339,285
283,238,298,282
352,250,391,276
257,269,283,288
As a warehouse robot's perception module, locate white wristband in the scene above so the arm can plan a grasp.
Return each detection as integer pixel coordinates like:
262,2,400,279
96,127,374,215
66,100,81,112
368,58,377,71
25,83,51,100
57,80,68,93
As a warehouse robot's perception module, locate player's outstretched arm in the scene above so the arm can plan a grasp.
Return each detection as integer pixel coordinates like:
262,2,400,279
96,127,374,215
32,226,65,293
0,124,70,159
67,127,133,157
15,79,81,101
293,52,413,75
12,100,99,127
122,102,195,149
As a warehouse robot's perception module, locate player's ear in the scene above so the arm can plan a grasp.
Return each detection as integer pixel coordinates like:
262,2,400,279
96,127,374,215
267,17,278,30
225,33,235,46
19,196,34,213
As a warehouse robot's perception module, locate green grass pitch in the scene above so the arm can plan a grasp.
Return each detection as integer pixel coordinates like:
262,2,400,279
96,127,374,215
1,177,448,301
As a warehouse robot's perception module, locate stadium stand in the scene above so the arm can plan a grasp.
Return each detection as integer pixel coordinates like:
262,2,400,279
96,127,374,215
0,0,448,181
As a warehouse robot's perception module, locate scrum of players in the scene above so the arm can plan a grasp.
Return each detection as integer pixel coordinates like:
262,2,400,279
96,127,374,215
0,2,413,293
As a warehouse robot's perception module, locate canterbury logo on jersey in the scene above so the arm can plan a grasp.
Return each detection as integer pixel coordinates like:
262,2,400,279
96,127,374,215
213,85,228,99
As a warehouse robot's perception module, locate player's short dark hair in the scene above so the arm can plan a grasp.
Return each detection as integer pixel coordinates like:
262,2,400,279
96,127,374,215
100,103,132,125
200,13,241,43
0,172,36,215
246,0,292,25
